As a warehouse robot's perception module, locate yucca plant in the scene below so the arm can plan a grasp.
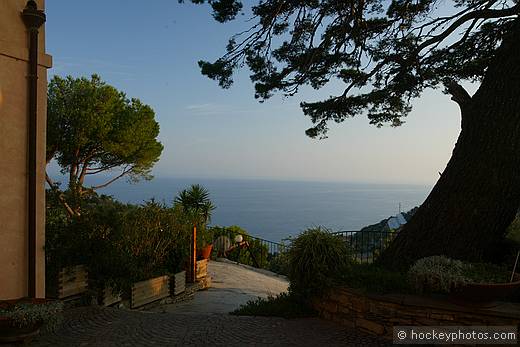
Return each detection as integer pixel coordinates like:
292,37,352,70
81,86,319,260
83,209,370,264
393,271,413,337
174,184,216,248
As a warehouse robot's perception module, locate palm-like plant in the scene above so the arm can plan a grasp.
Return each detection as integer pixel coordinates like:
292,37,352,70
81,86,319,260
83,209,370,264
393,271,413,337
174,184,215,226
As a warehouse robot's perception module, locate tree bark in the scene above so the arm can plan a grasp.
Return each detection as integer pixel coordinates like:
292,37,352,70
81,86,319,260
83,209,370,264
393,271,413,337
379,19,520,270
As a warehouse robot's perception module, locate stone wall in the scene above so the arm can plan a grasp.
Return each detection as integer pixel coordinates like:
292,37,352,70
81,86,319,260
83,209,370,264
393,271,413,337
313,287,520,339
0,0,52,299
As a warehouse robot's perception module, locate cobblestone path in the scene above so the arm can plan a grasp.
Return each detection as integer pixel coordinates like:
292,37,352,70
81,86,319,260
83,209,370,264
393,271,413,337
32,306,391,346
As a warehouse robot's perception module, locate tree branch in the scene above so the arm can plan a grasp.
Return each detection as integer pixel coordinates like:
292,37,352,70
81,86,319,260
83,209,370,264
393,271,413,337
89,167,133,190
416,3,520,54
446,81,472,110
45,172,78,217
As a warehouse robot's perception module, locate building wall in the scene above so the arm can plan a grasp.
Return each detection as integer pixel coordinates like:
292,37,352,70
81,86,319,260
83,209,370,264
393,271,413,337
0,0,51,299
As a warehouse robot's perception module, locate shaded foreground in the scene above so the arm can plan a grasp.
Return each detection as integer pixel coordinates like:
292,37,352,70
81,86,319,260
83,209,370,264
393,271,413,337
32,306,390,346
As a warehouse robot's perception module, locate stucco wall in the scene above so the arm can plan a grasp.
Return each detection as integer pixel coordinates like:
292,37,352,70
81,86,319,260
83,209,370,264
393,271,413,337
0,0,51,299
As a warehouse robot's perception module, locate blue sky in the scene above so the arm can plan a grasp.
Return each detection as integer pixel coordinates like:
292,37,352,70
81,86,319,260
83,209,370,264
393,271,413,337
45,1,462,185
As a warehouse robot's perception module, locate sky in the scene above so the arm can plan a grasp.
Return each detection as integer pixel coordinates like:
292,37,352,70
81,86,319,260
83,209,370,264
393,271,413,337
45,0,463,185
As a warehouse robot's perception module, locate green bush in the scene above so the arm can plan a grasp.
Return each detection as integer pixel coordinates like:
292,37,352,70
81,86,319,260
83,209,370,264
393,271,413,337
408,256,469,294
408,256,512,294
341,263,411,294
0,299,63,332
267,248,290,276
230,292,316,318
46,194,192,296
287,227,353,300
209,225,269,268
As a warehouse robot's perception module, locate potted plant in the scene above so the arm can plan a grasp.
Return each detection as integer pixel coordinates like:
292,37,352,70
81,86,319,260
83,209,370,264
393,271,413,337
451,262,520,303
408,256,520,304
174,184,216,260
0,298,63,343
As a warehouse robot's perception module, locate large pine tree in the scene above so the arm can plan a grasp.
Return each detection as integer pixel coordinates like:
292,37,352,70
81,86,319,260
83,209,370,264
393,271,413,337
188,0,520,268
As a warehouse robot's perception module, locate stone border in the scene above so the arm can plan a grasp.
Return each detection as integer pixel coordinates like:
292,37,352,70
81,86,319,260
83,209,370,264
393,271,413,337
312,287,520,339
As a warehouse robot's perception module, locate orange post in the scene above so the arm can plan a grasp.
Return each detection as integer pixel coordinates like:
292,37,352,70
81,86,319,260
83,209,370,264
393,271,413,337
190,225,197,282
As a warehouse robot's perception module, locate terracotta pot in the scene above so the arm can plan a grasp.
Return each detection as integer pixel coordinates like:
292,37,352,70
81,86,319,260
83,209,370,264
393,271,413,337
450,273,520,304
198,244,213,260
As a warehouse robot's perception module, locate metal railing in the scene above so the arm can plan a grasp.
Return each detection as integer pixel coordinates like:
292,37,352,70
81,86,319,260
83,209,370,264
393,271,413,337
214,231,286,271
216,229,398,270
331,230,398,263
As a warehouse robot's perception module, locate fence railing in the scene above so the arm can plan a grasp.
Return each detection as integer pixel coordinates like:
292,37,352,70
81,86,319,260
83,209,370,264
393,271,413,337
215,229,398,271
331,230,398,263
213,231,286,272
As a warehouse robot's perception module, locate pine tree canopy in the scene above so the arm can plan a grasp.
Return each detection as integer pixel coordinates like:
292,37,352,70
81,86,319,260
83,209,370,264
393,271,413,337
185,0,520,138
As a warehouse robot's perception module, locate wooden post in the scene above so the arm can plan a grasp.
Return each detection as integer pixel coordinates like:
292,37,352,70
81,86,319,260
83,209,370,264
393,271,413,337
190,225,197,282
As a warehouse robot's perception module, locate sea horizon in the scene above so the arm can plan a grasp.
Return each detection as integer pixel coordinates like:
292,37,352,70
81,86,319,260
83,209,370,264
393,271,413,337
69,176,433,242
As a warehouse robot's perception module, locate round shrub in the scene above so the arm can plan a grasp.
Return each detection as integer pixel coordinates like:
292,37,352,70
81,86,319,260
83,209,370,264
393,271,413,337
288,227,353,299
408,255,469,294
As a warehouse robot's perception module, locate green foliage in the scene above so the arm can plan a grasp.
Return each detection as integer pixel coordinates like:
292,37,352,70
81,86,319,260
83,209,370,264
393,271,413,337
46,194,191,296
408,256,512,294
230,292,316,318
47,74,163,205
174,184,215,224
209,225,269,267
408,256,470,294
267,247,290,276
340,264,411,294
175,184,216,247
0,300,63,331
464,262,511,284
506,213,520,245
189,0,517,138
287,227,353,300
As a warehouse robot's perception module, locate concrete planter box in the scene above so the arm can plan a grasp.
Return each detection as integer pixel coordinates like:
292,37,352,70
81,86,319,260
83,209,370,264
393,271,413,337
171,271,186,296
131,275,170,309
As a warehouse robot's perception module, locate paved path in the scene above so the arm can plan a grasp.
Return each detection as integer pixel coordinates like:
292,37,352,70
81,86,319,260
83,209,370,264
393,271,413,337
32,306,391,346
152,259,289,314
31,261,391,346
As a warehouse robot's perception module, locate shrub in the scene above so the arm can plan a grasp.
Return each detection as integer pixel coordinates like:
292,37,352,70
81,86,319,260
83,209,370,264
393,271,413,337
209,225,269,267
230,292,316,318
408,256,470,294
408,256,513,295
0,299,63,332
267,248,290,276
287,227,353,300
342,263,411,294
46,194,192,296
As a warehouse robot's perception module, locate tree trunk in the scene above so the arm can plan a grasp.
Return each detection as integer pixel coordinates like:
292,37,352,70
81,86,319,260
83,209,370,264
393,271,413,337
379,19,520,270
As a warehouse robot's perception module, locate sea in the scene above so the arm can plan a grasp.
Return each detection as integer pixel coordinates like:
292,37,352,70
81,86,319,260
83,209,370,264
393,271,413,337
94,177,432,243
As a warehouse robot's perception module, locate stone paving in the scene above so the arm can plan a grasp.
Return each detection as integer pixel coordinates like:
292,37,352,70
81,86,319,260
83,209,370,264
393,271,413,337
32,306,391,346
152,259,289,314
30,261,391,346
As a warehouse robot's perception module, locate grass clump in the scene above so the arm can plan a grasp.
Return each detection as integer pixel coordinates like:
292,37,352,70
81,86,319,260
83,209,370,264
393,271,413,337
230,292,316,318
288,227,353,300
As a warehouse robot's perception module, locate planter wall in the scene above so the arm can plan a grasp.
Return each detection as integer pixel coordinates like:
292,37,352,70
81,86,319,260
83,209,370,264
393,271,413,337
100,286,122,307
196,259,208,280
171,271,186,296
131,275,170,309
47,265,88,299
313,287,520,340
